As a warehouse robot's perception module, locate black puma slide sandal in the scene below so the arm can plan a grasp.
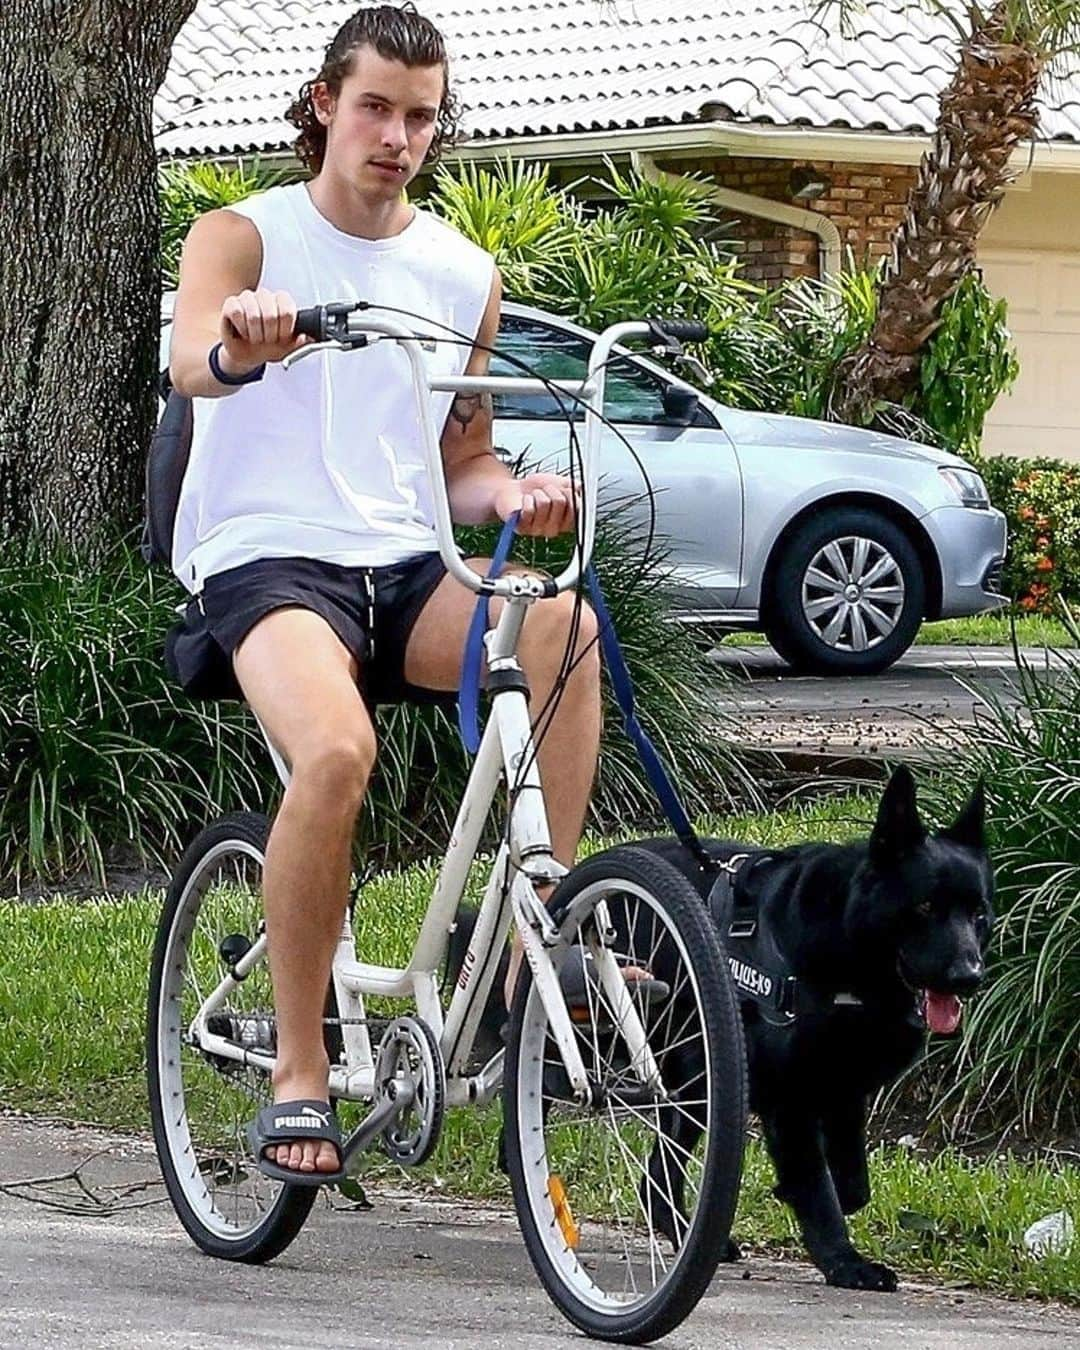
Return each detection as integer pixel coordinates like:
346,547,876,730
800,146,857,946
246,1099,347,1187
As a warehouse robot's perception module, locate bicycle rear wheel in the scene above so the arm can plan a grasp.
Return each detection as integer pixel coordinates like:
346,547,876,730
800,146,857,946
503,845,746,1344
148,811,328,1262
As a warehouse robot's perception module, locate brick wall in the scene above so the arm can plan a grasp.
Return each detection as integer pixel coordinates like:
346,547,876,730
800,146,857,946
663,156,918,284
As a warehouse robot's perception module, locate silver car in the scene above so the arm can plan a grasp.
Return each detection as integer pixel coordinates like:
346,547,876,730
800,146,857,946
160,295,1007,676
489,303,1008,675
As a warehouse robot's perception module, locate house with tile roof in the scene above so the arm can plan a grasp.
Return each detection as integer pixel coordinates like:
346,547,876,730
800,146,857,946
155,0,1080,462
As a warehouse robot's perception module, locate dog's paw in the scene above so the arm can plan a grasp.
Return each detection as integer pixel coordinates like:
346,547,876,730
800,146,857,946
825,1257,898,1292
720,1236,742,1263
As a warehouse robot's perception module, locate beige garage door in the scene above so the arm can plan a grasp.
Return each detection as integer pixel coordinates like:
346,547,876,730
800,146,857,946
979,248,1080,463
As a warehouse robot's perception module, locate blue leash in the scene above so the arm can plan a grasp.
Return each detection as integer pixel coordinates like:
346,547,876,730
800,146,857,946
458,514,713,868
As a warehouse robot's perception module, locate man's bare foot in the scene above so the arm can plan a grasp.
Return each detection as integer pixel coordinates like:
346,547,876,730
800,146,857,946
269,1064,340,1174
270,1132,340,1175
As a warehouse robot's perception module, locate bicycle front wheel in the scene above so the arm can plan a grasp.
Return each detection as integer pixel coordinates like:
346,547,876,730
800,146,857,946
503,845,746,1344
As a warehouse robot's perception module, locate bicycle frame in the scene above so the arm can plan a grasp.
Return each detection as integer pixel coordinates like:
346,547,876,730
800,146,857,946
188,317,667,1119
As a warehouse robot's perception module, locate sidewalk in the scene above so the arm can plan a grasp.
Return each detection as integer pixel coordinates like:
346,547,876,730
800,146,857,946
2,1116,1076,1349
709,644,1065,762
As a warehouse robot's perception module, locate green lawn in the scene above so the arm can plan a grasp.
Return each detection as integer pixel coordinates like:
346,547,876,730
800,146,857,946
3,793,1077,1303
720,612,1074,650
915,614,1074,647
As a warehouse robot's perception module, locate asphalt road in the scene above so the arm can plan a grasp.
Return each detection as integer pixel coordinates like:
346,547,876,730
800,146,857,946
3,1117,1077,1349
709,645,1066,760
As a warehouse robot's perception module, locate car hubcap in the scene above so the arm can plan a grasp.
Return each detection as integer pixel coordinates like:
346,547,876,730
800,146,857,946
801,536,905,653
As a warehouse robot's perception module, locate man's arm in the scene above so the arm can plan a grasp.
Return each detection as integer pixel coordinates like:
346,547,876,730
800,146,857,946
441,269,578,538
169,209,308,398
441,270,511,524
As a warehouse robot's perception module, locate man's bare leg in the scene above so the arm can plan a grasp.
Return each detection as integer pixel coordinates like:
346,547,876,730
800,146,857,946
233,608,377,1176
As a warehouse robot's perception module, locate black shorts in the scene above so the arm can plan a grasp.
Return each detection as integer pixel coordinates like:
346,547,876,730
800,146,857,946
164,552,452,707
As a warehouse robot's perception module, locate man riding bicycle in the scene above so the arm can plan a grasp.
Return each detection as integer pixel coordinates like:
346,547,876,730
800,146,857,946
165,4,602,1182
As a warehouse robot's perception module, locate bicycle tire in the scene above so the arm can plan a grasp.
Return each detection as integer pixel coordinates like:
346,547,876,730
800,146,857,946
148,811,322,1262
503,845,747,1343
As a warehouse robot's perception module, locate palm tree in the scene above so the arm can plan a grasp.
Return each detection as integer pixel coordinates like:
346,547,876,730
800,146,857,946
832,1,1080,424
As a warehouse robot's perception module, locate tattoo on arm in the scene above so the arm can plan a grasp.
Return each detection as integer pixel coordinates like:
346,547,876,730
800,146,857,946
449,390,493,431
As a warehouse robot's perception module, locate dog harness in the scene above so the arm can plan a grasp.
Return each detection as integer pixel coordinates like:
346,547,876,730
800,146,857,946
707,855,863,1025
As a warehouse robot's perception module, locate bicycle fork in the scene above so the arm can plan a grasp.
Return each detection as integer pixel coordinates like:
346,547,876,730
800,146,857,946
512,875,664,1106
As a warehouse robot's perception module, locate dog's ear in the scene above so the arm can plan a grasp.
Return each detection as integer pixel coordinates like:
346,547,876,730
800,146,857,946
940,779,987,850
870,764,926,861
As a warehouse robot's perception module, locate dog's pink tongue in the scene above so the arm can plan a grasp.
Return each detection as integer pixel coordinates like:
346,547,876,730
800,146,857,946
925,990,962,1035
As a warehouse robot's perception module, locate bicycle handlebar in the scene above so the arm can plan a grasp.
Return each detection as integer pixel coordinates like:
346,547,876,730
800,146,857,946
647,318,708,344
281,307,710,598
294,306,325,340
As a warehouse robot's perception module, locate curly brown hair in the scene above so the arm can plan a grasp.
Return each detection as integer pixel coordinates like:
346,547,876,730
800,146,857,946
285,4,461,176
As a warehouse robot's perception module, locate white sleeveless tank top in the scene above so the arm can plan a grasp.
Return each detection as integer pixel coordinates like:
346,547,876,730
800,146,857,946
171,183,495,592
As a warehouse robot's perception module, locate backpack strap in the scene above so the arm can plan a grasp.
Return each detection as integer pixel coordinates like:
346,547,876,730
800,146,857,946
141,386,193,567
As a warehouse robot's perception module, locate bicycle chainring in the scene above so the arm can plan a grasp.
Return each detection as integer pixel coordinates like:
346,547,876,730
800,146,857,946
374,1016,446,1166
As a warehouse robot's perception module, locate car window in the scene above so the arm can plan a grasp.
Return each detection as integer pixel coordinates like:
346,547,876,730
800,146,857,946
491,315,677,424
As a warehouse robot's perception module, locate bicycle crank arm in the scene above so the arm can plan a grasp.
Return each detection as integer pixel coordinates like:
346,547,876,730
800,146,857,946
339,1078,416,1167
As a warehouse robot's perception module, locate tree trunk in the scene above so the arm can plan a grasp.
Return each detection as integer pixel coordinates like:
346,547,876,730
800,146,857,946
833,3,1040,423
0,1,196,548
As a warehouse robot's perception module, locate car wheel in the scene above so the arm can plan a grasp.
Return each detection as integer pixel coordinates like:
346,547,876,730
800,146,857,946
764,506,925,675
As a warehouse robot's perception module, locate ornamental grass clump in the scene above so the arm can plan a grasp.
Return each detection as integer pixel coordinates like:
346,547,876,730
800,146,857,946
1,511,757,890
0,526,267,889
916,624,1080,1134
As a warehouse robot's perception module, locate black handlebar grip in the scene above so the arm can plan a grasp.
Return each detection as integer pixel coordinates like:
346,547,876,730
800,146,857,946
650,318,709,343
294,306,325,340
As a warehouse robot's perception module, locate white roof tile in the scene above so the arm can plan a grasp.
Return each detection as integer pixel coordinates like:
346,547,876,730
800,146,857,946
154,0,1080,158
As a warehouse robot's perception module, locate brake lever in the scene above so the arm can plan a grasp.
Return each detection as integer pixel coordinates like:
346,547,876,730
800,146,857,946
649,340,714,389
677,352,714,385
282,336,370,370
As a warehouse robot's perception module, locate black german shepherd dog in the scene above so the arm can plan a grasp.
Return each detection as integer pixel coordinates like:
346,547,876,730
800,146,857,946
449,765,993,1292
634,765,994,1290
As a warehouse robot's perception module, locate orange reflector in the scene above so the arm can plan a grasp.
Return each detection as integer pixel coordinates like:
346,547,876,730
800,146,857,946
548,1174,580,1249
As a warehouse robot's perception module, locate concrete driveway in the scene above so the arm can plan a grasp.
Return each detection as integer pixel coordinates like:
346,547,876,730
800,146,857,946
709,645,1068,761
3,1117,1077,1349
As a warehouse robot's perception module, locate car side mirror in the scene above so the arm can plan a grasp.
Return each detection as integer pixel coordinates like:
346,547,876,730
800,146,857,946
662,385,699,425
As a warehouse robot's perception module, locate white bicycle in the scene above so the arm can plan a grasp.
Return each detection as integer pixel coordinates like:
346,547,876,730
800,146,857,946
147,309,747,1344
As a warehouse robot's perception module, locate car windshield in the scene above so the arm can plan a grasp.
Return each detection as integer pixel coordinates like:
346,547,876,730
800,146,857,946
491,315,669,423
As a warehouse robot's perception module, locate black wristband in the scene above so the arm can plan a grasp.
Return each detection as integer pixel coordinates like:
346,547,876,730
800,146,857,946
208,342,265,387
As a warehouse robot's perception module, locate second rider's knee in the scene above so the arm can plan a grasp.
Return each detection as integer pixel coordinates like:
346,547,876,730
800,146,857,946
549,593,600,683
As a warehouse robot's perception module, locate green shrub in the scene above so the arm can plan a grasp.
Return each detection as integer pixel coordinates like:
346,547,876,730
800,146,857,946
0,516,757,890
974,454,1080,609
770,265,1018,448
422,157,579,302
428,158,781,413
766,262,879,422
159,159,285,286
917,271,1019,457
